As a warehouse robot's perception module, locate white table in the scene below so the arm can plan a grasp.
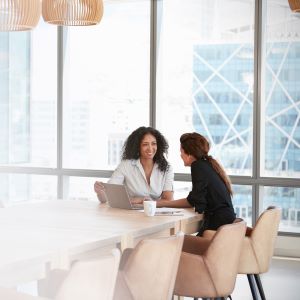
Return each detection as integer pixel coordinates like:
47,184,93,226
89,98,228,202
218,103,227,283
0,200,202,288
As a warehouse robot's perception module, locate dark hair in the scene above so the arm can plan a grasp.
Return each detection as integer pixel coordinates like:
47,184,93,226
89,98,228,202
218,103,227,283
122,127,169,172
180,132,233,196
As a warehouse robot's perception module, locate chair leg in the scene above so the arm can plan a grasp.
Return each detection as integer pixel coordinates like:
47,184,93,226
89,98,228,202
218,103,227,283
254,274,266,300
247,274,259,300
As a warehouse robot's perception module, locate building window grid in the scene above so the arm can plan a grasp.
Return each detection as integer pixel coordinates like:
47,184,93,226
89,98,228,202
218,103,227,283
0,0,299,236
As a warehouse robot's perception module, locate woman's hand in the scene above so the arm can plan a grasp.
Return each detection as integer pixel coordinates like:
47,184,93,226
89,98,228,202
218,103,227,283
94,181,105,193
94,181,107,203
130,197,145,205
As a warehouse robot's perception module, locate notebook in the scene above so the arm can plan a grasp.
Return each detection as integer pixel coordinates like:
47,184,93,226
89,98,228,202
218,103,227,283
154,208,184,216
102,183,142,210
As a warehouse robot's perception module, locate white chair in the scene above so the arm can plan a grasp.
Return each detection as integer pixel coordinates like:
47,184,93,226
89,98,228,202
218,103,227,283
174,221,246,299
203,206,281,300
0,248,120,300
113,232,184,300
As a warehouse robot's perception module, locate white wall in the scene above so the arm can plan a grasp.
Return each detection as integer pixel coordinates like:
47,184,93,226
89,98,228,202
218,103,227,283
275,236,300,258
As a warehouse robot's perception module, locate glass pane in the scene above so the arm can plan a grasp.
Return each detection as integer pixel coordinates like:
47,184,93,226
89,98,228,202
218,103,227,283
67,176,107,202
262,0,300,178
263,186,300,233
0,174,57,206
0,21,57,167
63,0,150,170
173,181,192,199
156,0,254,175
232,184,252,226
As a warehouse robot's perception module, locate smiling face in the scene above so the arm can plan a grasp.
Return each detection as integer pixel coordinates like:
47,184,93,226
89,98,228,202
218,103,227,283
139,133,157,160
180,146,195,166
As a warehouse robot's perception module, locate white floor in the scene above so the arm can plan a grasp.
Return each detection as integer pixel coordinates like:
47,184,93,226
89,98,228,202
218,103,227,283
184,256,300,300
17,256,300,299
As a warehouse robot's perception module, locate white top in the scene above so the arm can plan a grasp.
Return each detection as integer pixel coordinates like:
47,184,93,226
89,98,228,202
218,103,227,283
108,159,174,200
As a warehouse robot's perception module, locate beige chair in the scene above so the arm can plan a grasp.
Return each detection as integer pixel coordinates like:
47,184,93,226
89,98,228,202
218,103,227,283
174,221,246,299
113,232,184,300
203,206,281,300
0,248,121,300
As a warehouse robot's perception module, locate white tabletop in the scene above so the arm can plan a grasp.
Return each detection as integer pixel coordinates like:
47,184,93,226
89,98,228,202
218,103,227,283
0,200,202,287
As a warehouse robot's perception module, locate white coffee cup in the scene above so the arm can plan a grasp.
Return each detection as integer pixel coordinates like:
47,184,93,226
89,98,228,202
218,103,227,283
143,199,156,217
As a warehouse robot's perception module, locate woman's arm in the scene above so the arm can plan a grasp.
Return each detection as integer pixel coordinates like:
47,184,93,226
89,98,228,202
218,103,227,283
160,190,174,201
130,192,173,204
94,181,107,203
156,198,192,208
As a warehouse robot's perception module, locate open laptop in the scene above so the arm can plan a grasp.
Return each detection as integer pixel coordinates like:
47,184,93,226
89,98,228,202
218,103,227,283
102,183,142,210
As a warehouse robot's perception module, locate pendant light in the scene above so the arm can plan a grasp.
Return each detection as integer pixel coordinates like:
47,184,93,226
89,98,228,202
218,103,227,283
288,0,300,12
0,0,41,31
42,0,104,26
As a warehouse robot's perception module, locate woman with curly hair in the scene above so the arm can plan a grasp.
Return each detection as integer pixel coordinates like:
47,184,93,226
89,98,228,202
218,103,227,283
157,132,235,235
94,126,174,203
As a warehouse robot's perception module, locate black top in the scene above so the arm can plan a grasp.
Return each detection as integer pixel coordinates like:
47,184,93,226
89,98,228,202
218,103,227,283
187,159,234,216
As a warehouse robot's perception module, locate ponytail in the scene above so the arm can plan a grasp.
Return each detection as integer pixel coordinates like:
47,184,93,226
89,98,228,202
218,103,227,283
206,156,233,196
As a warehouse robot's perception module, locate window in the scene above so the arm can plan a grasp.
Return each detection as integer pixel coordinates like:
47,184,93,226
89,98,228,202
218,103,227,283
232,185,252,226
67,177,107,202
156,0,254,176
263,186,300,233
262,0,300,178
63,0,150,170
0,174,57,204
0,21,57,168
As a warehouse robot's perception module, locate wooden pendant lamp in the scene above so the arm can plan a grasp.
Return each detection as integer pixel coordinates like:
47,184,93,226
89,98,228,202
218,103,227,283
0,0,41,31
288,0,300,12
42,0,104,26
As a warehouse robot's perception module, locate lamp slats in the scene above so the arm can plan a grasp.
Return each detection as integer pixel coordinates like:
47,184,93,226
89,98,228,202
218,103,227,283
42,0,104,26
288,0,300,12
0,0,41,31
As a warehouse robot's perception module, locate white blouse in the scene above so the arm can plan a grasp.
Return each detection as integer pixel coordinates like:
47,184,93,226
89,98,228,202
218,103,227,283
108,159,174,200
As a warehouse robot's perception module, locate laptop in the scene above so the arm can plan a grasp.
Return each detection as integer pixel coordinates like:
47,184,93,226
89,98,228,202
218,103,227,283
102,183,142,210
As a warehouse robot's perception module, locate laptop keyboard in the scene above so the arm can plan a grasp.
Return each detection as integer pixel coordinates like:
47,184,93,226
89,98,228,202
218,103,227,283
132,204,143,210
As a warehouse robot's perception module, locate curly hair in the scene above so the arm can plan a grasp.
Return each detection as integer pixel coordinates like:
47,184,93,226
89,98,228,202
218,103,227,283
122,127,170,172
180,132,233,196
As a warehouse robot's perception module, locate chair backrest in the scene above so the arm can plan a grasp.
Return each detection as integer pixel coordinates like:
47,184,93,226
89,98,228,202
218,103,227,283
119,232,184,300
204,220,246,296
55,248,120,300
249,206,281,272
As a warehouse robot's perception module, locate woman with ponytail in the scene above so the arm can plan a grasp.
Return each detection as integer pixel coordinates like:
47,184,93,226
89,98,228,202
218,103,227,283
157,132,236,235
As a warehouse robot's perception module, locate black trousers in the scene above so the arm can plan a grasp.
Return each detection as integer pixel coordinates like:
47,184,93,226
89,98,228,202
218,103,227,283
197,207,236,236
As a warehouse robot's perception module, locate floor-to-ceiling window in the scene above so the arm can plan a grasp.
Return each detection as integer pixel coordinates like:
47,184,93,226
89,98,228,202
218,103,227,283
260,0,300,232
62,0,151,199
156,0,255,226
0,19,57,204
0,0,299,234
63,1,150,170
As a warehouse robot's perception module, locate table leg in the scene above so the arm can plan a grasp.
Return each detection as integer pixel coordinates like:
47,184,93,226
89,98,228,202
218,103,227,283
120,233,134,251
170,221,180,236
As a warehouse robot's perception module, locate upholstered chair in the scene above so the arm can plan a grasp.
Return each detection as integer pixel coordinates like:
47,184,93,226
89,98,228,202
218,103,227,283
203,206,281,300
113,232,184,300
0,248,121,300
174,221,246,299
